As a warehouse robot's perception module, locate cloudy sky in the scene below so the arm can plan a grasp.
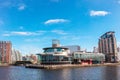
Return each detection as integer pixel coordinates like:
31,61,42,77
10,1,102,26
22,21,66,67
0,0,120,54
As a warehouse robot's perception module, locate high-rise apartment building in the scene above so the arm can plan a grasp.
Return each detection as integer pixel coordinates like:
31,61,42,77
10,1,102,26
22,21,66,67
98,31,117,62
0,41,12,64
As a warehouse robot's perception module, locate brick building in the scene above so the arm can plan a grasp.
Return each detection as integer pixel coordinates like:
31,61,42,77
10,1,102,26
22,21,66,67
0,41,12,64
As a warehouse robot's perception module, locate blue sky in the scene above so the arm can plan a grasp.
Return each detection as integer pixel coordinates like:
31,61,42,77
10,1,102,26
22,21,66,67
0,0,120,54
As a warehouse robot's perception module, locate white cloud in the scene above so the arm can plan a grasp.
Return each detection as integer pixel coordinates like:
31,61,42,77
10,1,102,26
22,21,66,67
51,30,67,35
11,31,33,36
25,39,41,42
2,30,46,36
3,30,68,36
90,10,110,16
18,4,26,11
44,19,69,25
60,35,90,40
2,34,10,36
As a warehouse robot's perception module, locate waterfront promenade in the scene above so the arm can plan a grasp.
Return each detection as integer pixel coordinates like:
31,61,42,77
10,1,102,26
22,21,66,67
25,63,120,69
0,64,9,67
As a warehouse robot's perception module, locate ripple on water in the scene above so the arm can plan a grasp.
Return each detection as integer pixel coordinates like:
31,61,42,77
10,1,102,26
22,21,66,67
0,66,120,80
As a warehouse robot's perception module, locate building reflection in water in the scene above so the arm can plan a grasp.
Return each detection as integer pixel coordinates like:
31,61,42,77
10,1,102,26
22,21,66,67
0,67,10,80
104,66,120,80
36,67,110,80
37,69,72,80
1,66,120,80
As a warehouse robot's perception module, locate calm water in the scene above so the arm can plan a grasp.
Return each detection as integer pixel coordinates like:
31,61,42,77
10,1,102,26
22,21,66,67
0,65,120,80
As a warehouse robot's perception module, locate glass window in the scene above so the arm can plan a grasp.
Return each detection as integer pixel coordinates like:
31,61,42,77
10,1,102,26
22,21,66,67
57,48,62,52
44,49,54,52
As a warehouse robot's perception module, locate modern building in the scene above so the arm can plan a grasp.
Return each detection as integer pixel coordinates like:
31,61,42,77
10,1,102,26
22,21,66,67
0,41,12,64
98,31,118,62
72,51,105,64
37,40,71,64
11,49,22,64
62,45,80,54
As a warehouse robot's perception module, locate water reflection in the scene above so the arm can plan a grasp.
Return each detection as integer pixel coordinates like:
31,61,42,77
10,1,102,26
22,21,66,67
0,66,10,80
36,67,108,80
104,65,120,80
0,66,120,80
37,69,72,80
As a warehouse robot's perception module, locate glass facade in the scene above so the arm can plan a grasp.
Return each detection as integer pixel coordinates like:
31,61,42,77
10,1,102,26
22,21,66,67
37,54,71,64
37,52,105,64
44,48,66,53
73,52,105,62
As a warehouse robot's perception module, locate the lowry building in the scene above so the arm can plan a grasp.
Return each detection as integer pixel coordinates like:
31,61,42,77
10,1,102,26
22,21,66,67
98,31,118,62
0,41,12,64
37,39,71,64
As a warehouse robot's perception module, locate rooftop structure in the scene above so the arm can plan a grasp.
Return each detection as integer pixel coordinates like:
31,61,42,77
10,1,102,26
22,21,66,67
52,39,60,47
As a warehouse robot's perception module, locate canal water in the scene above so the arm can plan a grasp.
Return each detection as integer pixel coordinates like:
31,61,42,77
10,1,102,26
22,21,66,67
0,65,120,80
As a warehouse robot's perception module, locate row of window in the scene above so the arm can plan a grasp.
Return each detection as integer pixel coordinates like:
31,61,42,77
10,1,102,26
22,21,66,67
44,48,65,53
74,53,105,61
39,55,69,61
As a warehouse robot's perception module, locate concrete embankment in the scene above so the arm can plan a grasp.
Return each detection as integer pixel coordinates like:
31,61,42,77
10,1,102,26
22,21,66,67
0,64,9,67
25,63,120,69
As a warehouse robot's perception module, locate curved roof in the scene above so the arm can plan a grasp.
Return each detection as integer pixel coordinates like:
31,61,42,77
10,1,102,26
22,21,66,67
43,47,68,50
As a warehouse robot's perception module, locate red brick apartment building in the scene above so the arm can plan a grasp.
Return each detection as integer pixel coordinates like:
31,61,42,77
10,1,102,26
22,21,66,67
0,41,12,64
